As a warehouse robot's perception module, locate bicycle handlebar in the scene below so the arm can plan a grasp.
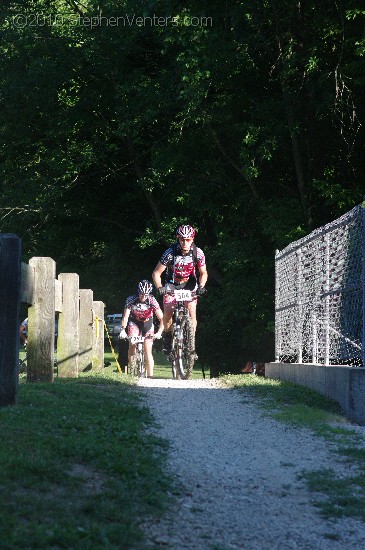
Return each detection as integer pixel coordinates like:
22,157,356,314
163,282,206,296
165,289,198,297
120,334,157,341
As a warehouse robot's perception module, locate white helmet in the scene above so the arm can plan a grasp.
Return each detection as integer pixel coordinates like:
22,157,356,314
176,225,196,239
138,280,153,294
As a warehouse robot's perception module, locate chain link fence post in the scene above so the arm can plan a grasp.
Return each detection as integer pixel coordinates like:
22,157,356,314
297,248,303,363
361,195,365,367
275,249,280,362
312,313,318,364
324,233,330,365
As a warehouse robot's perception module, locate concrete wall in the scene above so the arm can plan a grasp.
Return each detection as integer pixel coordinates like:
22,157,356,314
265,362,365,426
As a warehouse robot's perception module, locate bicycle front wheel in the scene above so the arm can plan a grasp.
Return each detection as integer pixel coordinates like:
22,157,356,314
137,346,146,378
130,354,137,376
171,328,178,380
18,358,27,374
176,316,195,380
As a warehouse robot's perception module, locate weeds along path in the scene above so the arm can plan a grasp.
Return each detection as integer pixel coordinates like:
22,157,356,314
136,378,365,550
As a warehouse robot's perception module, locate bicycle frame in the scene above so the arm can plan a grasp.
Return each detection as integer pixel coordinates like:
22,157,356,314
19,344,27,374
127,334,153,377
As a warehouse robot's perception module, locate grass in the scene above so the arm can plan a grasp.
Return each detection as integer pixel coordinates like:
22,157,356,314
7,344,208,548
105,339,209,380
222,373,347,431
10,350,365,545
153,351,209,380
222,373,365,522
4,363,173,549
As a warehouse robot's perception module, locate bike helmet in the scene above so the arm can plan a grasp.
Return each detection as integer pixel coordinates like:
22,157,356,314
176,225,196,239
138,280,153,295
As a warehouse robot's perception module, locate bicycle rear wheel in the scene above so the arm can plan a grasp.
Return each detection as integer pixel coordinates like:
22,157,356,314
176,316,195,380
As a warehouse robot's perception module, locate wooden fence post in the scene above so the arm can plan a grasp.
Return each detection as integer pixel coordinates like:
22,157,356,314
57,273,79,378
79,289,93,372
0,234,21,405
27,257,56,383
92,301,104,371
55,278,62,314
21,262,34,305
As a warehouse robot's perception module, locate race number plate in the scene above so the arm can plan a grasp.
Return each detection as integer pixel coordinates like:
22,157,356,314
174,289,192,302
130,336,144,345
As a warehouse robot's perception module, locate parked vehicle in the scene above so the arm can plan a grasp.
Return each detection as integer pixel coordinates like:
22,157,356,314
105,313,123,343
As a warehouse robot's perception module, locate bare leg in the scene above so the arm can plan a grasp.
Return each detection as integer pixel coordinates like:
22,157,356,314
128,343,136,373
162,302,175,355
163,302,175,332
187,300,197,332
144,338,154,377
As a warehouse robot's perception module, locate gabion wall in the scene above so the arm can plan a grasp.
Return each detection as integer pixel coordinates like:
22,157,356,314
275,204,364,366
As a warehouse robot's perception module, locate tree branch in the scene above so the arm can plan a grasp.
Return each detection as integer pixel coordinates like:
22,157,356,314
126,136,162,225
65,0,87,17
207,123,259,199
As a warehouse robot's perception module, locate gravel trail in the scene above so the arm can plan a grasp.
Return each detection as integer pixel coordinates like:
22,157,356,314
136,378,365,550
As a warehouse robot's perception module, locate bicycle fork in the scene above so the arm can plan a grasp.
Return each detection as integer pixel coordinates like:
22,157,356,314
175,312,184,357
171,315,181,378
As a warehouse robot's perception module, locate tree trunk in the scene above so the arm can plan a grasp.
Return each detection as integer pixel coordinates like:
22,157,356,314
127,136,161,226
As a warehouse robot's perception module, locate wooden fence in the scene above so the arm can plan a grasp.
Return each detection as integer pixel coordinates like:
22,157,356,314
0,234,105,406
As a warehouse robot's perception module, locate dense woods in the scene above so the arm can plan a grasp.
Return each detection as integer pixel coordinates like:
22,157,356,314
1,0,364,374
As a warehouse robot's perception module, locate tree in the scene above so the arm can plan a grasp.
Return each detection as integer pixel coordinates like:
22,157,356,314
1,0,364,373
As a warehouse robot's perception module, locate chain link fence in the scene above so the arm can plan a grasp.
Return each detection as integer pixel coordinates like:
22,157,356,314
275,203,365,366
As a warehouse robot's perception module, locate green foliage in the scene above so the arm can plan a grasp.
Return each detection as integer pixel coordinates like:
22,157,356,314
303,468,365,520
1,0,365,370
223,374,344,417
224,373,365,521
0,370,171,548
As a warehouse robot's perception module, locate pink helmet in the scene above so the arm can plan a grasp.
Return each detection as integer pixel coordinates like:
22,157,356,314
176,225,196,239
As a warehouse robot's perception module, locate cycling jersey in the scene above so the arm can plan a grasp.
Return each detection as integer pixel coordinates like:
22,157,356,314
124,295,161,323
160,243,205,284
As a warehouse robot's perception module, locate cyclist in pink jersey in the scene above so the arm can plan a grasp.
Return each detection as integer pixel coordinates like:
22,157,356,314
119,280,163,377
152,225,208,355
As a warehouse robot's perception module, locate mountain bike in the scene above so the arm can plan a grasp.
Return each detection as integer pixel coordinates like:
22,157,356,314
19,343,27,374
126,334,154,378
167,287,198,380
18,343,58,376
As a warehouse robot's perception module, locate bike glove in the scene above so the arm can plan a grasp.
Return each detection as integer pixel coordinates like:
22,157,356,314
196,286,206,296
158,286,167,296
154,332,162,340
119,328,128,339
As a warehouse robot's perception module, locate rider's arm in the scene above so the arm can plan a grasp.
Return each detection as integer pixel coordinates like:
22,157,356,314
155,308,164,335
19,323,27,343
198,264,208,289
152,261,166,290
121,308,130,330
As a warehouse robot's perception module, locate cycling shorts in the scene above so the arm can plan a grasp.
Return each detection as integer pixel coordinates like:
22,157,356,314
163,277,198,307
127,317,154,336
